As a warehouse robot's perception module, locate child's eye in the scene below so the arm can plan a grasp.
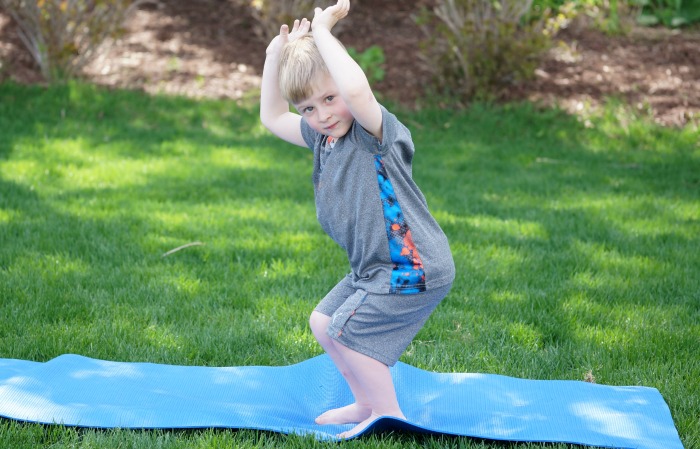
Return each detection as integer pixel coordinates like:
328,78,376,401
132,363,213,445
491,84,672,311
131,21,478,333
325,96,334,103
303,106,314,114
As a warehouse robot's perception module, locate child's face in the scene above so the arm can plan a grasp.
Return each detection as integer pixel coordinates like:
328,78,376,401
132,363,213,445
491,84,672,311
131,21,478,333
293,74,354,139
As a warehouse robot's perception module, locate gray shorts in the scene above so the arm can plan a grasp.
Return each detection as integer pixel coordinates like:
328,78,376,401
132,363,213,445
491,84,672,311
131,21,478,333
314,275,452,366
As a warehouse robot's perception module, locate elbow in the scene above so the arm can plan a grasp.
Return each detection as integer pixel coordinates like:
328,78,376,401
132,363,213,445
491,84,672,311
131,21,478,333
259,96,278,131
260,111,274,132
343,85,376,109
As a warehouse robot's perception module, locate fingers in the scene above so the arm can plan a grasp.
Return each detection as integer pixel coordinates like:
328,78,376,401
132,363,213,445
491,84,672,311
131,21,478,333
298,17,310,34
318,0,349,16
270,16,309,54
280,17,310,44
292,18,310,32
277,23,289,46
337,0,350,15
312,0,349,30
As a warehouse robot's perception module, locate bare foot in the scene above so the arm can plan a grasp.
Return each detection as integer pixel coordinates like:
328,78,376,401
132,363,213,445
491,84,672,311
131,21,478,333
315,403,372,425
337,411,407,439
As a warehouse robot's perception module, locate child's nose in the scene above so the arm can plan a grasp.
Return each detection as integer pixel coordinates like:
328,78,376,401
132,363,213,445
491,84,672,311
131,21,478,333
317,107,331,122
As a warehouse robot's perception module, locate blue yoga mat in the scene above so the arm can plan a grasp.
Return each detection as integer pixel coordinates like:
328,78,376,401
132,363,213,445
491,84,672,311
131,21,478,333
0,354,683,448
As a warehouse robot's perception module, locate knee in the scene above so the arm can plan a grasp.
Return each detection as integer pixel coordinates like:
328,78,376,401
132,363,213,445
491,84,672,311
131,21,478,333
309,311,330,340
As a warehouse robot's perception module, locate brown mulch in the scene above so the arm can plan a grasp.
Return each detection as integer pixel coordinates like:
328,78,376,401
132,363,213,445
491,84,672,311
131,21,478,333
1,0,699,127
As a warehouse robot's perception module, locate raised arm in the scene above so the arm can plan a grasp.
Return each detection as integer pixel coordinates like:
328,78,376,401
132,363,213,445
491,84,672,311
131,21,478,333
260,19,310,148
312,0,383,140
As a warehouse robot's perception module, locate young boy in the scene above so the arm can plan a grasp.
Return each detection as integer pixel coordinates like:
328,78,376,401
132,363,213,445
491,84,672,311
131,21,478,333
259,0,455,438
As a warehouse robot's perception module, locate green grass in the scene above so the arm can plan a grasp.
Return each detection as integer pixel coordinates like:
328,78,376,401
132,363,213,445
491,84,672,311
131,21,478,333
1,81,699,449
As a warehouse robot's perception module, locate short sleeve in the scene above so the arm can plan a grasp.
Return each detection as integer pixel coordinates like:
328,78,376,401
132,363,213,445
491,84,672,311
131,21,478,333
345,105,411,156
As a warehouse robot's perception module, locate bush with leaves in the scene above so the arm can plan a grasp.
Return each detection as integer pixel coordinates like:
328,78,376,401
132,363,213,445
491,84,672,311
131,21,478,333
637,0,700,27
563,0,642,35
0,0,145,82
347,45,385,86
416,0,574,104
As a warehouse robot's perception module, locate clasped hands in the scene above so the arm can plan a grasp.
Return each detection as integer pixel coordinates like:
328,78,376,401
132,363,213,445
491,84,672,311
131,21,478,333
266,0,350,55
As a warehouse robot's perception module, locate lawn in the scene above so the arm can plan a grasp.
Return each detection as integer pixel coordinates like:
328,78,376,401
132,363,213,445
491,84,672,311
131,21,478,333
0,81,698,449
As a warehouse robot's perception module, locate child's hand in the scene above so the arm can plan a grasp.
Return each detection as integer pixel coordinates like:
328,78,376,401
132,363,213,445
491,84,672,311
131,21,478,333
312,0,349,33
265,18,311,56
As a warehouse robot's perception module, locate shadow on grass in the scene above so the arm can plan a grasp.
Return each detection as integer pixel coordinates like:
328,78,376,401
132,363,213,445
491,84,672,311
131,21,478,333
1,82,698,379
0,82,330,365
0,81,263,156
407,104,700,382
0,171,325,365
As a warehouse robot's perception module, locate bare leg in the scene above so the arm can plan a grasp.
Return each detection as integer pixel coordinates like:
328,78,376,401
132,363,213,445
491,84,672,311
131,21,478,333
330,339,406,439
309,311,372,424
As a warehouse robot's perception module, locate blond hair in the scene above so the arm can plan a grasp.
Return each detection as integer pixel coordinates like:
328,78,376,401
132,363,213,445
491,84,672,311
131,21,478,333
278,33,342,104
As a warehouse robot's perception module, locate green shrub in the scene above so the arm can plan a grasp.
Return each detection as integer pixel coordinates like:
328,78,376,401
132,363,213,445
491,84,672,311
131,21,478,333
534,0,699,31
569,0,642,35
637,0,700,27
0,0,145,82
416,0,573,104
347,45,385,86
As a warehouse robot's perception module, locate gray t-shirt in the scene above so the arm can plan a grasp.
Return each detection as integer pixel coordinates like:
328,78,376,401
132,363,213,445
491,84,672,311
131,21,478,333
301,105,455,295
